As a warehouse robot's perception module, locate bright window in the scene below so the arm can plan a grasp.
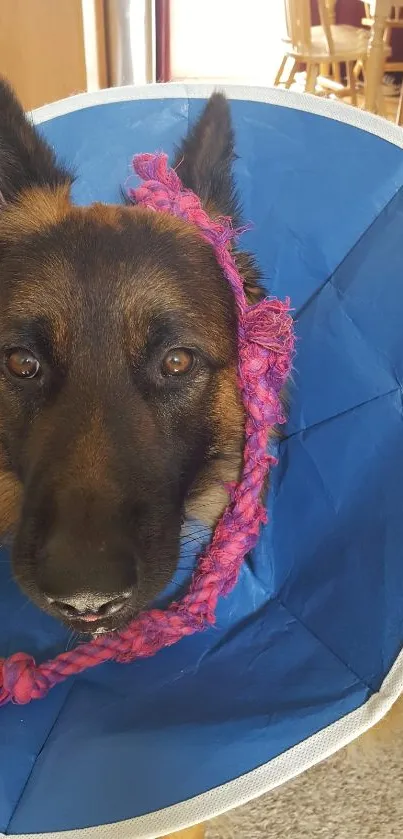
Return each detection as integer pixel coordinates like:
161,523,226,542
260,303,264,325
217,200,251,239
170,0,286,85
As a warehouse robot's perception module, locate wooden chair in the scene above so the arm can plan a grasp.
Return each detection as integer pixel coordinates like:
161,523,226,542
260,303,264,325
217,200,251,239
362,2,403,73
362,0,403,116
363,1,403,123
275,0,389,104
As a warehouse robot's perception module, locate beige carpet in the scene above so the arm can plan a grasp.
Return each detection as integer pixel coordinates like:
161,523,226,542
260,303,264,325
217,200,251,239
206,730,403,838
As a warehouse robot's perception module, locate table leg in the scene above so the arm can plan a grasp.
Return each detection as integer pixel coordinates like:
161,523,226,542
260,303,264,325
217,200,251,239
397,79,403,125
364,2,388,113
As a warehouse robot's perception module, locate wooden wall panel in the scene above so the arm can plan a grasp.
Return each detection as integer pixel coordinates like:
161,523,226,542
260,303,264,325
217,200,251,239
0,0,87,109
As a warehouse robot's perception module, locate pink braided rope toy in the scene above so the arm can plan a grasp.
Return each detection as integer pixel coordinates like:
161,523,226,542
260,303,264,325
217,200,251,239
0,153,294,707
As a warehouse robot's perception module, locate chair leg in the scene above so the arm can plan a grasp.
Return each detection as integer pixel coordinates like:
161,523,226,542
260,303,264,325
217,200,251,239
284,58,298,89
378,88,387,118
332,62,341,83
397,82,403,125
163,825,205,839
363,56,387,117
305,63,318,94
353,59,364,81
274,55,288,86
347,61,357,106
364,6,388,112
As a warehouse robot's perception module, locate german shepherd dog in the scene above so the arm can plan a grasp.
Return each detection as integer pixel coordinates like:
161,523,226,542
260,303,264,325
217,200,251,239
0,79,263,636
0,79,401,748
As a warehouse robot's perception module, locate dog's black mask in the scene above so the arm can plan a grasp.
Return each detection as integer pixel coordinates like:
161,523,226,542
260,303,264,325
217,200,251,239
0,81,262,633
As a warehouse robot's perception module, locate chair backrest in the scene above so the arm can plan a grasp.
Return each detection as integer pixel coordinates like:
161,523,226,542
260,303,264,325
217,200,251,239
284,0,312,50
318,0,335,53
283,0,334,54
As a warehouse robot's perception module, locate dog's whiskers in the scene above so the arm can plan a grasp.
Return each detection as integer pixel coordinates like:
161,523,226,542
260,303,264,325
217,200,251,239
65,629,81,651
14,599,30,617
181,536,209,550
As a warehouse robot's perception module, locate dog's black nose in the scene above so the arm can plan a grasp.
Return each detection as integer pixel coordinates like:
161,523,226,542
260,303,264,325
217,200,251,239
48,591,132,622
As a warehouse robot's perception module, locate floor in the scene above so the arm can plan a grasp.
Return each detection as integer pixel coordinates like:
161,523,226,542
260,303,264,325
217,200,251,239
207,731,403,838
284,71,402,123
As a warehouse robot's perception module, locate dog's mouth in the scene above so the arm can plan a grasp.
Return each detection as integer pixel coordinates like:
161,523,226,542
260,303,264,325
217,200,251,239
71,612,124,634
70,610,133,636
12,509,184,635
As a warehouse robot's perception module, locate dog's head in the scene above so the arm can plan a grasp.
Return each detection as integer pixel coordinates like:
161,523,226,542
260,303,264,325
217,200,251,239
0,81,262,633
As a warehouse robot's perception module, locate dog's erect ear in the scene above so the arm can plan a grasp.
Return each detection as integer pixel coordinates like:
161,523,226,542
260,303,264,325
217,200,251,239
0,78,72,204
174,92,264,304
174,92,241,223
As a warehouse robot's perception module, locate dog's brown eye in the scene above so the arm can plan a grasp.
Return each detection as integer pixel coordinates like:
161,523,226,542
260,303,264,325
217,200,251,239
161,348,194,376
5,349,41,379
